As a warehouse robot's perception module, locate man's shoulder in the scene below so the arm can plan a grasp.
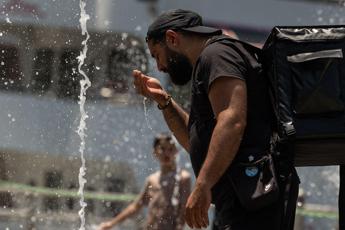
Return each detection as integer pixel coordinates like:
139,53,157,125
180,169,191,180
147,171,160,183
202,40,228,57
201,37,243,62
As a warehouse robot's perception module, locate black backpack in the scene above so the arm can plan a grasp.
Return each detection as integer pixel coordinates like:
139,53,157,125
262,25,345,166
210,27,345,167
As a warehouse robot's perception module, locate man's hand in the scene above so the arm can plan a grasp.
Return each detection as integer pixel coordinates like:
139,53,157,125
185,182,212,229
132,70,169,106
97,221,114,230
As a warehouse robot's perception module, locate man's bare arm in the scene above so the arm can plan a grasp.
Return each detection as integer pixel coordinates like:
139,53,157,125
97,197,144,230
106,201,143,226
98,179,150,230
196,76,246,190
162,99,190,152
185,77,247,229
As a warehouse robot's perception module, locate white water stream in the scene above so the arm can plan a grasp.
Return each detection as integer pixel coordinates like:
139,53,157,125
76,0,91,229
143,97,153,131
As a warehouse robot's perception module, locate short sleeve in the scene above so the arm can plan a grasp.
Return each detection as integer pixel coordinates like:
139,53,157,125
198,43,247,93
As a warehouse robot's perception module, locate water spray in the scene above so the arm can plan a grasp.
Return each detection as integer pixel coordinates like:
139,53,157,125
77,0,91,229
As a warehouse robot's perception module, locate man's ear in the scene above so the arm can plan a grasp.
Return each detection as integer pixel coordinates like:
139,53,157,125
165,30,179,47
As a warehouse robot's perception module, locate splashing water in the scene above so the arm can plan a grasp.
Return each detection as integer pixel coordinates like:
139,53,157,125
171,155,181,208
77,1,91,229
171,136,182,227
143,97,153,130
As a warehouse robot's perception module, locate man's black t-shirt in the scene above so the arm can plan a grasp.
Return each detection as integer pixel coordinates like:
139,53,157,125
187,35,273,207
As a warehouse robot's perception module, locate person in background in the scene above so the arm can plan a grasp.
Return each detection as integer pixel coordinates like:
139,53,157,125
97,133,191,230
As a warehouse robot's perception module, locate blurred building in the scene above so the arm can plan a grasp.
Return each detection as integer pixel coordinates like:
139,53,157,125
0,0,155,229
0,0,343,229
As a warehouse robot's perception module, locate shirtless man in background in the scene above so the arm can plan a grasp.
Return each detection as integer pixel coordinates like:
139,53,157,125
98,133,191,230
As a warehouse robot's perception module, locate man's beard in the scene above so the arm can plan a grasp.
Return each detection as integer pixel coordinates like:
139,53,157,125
165,47,193,86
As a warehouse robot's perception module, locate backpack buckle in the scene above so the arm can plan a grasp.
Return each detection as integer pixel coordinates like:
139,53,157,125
283,122,296,137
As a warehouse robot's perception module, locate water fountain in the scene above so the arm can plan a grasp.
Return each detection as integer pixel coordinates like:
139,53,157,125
143,97,153,131
0,1,344,230
76,0,91,229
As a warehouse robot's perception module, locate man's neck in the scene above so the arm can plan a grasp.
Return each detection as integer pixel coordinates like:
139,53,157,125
160,164,177,175
185,36,213,67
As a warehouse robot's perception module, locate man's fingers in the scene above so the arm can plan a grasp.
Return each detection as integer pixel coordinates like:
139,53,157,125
132,70,144,88
185,190,211,229
185,205,193,228
195,210,204,229
132,70,147,96
195,207,207,229
133,75,141,89
201,208,209,228
132,69,141,77
133,69,150,81
139,75,148,94
190,208,199,229
190,200,210,229
132,70,165,101
187,205,204,229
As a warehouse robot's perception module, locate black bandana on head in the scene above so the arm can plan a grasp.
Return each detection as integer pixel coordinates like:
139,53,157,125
146,9,221,41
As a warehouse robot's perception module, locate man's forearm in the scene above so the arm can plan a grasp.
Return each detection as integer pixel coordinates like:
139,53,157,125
109,203,140,226
162,99,190,152
196,112,245,189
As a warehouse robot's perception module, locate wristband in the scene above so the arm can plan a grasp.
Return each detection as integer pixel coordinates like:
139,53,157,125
157,95,172,110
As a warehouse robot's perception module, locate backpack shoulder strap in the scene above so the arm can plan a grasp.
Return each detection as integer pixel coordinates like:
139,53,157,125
205,35,262,71
206,35,262,56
